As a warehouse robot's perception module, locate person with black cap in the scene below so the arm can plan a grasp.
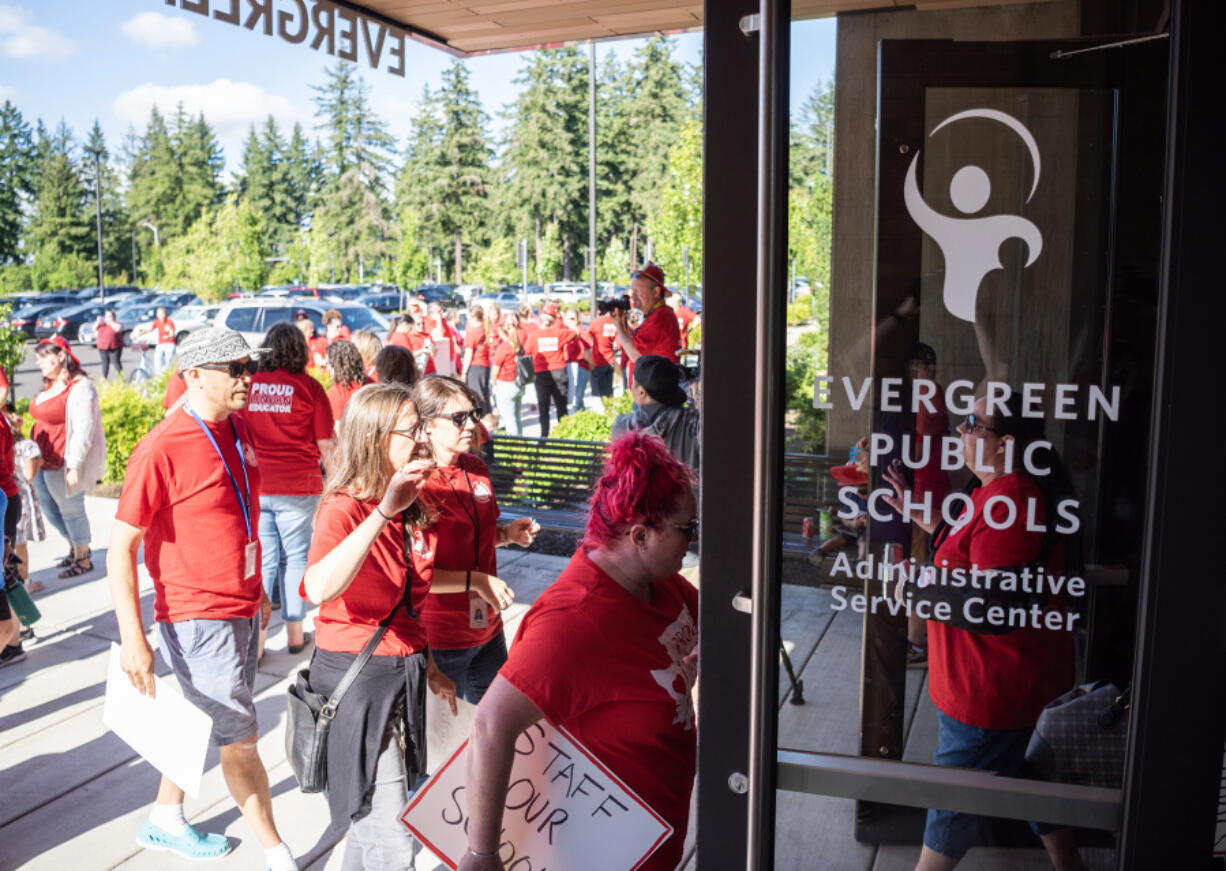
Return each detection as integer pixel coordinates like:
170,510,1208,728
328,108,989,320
611,354,699,470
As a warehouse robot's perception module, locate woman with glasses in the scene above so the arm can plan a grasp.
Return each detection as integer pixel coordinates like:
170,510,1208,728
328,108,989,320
457,431,698,871
30,336,105,578
412,376,535,704
240,323,334,657
883,394,1083,871
302,382,496,871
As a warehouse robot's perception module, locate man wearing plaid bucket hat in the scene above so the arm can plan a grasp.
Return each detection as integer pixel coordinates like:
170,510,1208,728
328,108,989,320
107,328,298,870
612,262,683,387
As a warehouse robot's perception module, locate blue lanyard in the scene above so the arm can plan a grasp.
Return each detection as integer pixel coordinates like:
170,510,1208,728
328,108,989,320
185,404,253,540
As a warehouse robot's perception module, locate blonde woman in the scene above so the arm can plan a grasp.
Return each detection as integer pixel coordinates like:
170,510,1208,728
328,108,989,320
301,383,509,869
350,329,382,382
490,319,523,435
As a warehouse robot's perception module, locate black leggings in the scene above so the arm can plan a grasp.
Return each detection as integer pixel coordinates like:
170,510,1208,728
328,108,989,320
533,369,568,437
466,364,491,415
4,493,19,551
99,347,123,379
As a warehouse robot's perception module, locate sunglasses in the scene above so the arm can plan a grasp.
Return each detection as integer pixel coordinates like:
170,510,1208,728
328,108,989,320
963,413,1000,437
631,518,700,541
629,268,664,289
433,409,481,428
197,359,258,378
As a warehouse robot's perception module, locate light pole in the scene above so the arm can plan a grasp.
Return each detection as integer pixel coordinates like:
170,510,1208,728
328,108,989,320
588,39,597,314
92,151,104,304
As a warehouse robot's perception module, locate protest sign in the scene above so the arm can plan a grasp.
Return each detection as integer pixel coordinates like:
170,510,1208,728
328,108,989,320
402,720,673,871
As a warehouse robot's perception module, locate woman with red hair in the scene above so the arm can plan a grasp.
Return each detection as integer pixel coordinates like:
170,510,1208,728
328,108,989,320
457,431,699,871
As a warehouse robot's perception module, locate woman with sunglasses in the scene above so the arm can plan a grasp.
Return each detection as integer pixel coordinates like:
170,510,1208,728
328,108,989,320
883,394,1082,871
301,382,483,870
458,431,698,871
412,376,534,704
239,323,334,657
30,336,105,578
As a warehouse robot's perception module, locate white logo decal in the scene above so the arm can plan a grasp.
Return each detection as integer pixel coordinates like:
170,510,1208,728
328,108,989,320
471,480,492,503
650,607,698,730
537,336,559,353
903,108,1044,323
247,382,295,414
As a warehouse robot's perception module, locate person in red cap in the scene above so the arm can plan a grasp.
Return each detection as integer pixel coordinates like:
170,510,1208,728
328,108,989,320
521,303,576,437
612,262,682,388
30,336,105,578
809,441,869,567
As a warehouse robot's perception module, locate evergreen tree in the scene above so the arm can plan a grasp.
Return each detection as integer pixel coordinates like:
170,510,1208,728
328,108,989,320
593,52,635,258
398,62,491,283
648,118,702,292
28,121,93,289
236,116,297,253
791,78,834,188
499,48,589,279
0,102,35,265
173,107,225,234
283,122,320,232
310,62,395,282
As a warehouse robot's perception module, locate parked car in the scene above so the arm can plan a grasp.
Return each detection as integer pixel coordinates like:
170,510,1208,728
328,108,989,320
72,285,143,302
122,302,220,347
475,291,522,314
259,285,319,299
213,298,390,348
416,283,462,306
6,301,68,339
151,290,200,309
33,302,107,342
358,291,408,313
318,284,370,301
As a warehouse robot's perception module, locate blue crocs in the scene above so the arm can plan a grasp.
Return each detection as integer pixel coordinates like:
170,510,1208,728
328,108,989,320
136,820,233,861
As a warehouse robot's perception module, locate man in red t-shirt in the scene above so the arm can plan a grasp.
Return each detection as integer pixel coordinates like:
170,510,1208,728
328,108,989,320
295,311,329,371
107,328,297,870
587,311,619,398
151,307,177,375
672,299,697,350
613,262,682,388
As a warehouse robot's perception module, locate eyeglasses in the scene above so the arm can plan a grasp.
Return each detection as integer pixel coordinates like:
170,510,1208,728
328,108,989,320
630,518,700,541
197,359,258,378
433,409,481,428
963,413,1000,437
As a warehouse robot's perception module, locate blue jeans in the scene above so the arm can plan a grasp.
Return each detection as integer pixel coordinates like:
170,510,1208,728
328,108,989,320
924,710,1059,859
258,493,318,623
430,633,508,705
567,362,590,414
341,716,425,871
153,342,176,374
493,379,522,435
34,468,90,549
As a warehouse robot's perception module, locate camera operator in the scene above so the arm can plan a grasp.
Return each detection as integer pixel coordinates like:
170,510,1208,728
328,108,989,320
612,262,682,387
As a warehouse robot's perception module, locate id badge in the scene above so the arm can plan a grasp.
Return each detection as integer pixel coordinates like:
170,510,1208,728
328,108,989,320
469,596,489,630
244,540,259,580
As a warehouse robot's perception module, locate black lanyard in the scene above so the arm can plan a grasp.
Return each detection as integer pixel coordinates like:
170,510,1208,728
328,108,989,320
185,405,252,541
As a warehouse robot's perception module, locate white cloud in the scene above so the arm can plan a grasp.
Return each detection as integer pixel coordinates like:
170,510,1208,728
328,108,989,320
0,4,74,60
113,79,304,139
121,11,199,50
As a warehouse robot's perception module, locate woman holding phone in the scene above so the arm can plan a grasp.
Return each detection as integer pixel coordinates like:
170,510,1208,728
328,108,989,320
300,382,510,869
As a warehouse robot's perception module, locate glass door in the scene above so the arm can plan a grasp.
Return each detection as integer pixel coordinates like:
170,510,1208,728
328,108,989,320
770,35,1168,868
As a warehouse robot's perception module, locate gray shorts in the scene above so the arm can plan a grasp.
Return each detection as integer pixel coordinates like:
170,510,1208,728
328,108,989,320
157,615,260,747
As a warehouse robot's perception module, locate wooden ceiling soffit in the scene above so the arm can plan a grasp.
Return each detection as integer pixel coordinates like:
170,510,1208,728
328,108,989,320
349,0,1052,56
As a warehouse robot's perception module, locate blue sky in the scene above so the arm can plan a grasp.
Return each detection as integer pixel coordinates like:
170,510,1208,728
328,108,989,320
0,1,836,173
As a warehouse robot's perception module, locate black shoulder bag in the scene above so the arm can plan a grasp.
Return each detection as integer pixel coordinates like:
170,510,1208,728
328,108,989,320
285,591,405,793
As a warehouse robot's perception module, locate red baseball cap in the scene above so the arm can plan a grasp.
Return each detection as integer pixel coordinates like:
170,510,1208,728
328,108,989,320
630,262,671,296
542,302,561,317
37,335,81,368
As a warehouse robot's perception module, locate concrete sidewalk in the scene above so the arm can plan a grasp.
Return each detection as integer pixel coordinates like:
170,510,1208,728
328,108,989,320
0,495,573,871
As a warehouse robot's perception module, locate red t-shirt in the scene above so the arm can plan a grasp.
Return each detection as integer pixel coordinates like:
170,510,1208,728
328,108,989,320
522,327,577,373
0,414,16,497
464,324,492,368
564,329,592,371
327,379,366,424
491,340,518,383
407,332,437,375
913,383,951,503
162,371,187,410
327,325,351,343
96,320,123,350
30,382,72,470
236,370,333,496
501,548,698,871
926,473,1074,730
307,336,329,370
420,455,503,649
154,318,176,345
627,305,681,384
388,330,413,350
0,367,8,389
304,493,433,657
674,305,696,349
589,315,618,368
116,409,263,622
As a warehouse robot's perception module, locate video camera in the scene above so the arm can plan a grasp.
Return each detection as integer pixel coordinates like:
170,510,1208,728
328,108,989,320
596,295,632,316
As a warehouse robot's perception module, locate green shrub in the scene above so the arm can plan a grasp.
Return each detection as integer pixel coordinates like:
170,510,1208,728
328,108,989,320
98,379,165,483
551,410,613,442
601,391,633,418
785,328,827,453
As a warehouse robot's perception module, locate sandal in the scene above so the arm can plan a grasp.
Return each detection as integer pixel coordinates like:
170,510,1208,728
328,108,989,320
58,559,94,579
56,547,90,569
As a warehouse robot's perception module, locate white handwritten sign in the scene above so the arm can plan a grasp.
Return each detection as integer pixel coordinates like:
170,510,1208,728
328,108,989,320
402,721,673,871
